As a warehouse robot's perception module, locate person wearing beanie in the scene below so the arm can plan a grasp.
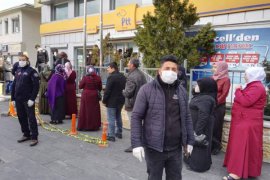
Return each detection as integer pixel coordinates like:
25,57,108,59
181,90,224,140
131,55,194,180
11,53,40,146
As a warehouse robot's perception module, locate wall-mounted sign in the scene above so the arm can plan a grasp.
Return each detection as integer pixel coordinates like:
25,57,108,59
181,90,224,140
115,4,137,31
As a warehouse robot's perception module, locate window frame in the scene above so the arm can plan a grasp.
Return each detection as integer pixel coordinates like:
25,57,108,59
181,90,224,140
4,19,8,34
12,17,20,33
74,0,100,17
51,2,69,21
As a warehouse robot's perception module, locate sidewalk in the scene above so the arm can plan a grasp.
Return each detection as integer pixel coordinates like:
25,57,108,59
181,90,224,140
0,101,269,180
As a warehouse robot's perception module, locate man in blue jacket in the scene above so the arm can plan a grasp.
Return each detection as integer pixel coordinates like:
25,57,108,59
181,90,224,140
131,55,194,180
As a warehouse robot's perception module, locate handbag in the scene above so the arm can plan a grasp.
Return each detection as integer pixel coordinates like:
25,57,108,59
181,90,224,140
194,133,209,147
97,90,102,101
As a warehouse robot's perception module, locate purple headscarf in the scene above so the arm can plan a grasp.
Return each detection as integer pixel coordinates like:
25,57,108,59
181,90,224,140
47,65,66,111
55,64,67,79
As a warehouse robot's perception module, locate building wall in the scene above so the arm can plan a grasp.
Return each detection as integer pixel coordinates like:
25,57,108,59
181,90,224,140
22,9,41,66
0,11,23,45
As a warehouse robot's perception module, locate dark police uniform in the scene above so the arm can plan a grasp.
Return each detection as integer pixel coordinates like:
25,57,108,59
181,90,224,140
11,65,40,140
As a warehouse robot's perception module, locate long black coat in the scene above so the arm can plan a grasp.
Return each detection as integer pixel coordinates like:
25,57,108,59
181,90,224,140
185,94,216,172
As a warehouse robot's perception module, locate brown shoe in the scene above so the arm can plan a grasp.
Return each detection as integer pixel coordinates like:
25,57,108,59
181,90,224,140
30,140,38,147
17,136,31,143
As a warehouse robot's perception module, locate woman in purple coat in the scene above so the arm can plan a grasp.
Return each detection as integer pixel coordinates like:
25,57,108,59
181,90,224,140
47,64,66,124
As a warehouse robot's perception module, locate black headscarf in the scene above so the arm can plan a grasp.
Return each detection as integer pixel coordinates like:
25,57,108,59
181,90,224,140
196,77,218,101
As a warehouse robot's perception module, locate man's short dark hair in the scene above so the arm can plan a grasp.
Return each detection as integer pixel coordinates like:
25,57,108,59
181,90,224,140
109,62,118,71
130,58,140,68
160,55,179,65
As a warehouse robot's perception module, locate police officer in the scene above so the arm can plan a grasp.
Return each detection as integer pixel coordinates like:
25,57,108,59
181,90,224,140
11,53,40,146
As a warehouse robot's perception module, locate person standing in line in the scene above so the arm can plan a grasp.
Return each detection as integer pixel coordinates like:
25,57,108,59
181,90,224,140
47,64,66,124
54,52,70,68
102,62,126,142
178,65,188,90
38,64,52,114
131,55,194,180
35,44,49,73
223,67,266,180
64,62,77,118
211,61,231,155
4,57,13,94
184,77,217,172
77,66,102,131
11,53,40,146
123,59,147,152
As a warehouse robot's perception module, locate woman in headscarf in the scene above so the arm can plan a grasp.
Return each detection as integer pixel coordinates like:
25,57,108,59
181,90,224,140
223,67,266,180
47,64,66,124
184,77,217,172
212,61,231,155
64,62,77,118
38,64,52,114
77,66,102,131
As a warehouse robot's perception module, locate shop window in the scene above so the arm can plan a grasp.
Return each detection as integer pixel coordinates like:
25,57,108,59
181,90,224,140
75,0,99,17
51,3,68,21
4,19,8,34
110,0,142,10
12,17,20,33
0,21,2,35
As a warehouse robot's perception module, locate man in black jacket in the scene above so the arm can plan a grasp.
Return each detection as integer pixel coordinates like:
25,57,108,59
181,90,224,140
102,62,126,142
131,55,194,180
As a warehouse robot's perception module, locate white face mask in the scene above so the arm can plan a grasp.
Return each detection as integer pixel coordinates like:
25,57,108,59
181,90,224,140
160,70,177,84
19,61,27,67
194,85,200,93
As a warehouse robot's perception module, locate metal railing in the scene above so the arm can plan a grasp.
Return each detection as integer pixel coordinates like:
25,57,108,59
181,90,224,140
189,69,245,105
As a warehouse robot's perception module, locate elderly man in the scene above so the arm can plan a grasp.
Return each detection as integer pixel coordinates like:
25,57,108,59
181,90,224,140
123,58,146,152
131,55,194,180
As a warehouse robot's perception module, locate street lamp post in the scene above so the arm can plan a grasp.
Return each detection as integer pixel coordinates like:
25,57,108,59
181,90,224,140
99,0,103,67
83,0,87,73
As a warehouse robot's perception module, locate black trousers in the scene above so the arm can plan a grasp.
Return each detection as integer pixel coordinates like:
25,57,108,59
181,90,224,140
145,147,182,180
16,101,38,140
212,103,226,150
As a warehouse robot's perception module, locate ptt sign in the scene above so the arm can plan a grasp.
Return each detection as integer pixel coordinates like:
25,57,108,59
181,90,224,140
121,17,131,26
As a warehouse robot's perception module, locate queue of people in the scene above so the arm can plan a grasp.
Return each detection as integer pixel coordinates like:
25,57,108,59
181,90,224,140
9,49,267,180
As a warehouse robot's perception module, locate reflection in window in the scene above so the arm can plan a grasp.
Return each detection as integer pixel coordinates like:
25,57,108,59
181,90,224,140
75,0,100,17
52,3,68,21
5,20,8,34
109,0,142,10
0,21,2,35
12,17,20,33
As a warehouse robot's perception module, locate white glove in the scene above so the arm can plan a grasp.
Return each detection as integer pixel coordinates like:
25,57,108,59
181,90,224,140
27,100,34,107
12,101,16,106
187,145,193,155
132,147,145,162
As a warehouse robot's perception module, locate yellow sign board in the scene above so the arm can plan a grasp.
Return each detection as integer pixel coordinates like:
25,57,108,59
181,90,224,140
114,4,137,31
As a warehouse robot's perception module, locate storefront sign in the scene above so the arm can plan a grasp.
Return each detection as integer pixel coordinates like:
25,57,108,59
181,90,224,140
115,4,137,31
8,44,21,53
196,28,270,69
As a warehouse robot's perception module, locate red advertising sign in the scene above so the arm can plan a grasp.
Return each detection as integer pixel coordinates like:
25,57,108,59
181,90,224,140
225,54,241,63
210,53,224,62
242,54,259,64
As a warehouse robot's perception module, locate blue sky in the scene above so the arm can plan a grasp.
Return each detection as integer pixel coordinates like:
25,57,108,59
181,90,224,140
0,0,34,11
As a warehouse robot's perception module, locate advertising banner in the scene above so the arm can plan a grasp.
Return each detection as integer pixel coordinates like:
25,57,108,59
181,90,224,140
198,28,270,69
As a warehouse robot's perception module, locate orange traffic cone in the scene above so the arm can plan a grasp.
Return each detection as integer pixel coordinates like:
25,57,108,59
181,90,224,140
99,122,108,147
69,114,77,135
9,101,17,116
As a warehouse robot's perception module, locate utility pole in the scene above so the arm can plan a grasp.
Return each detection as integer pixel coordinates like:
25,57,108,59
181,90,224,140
99,0,103,67
83,0,87,73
